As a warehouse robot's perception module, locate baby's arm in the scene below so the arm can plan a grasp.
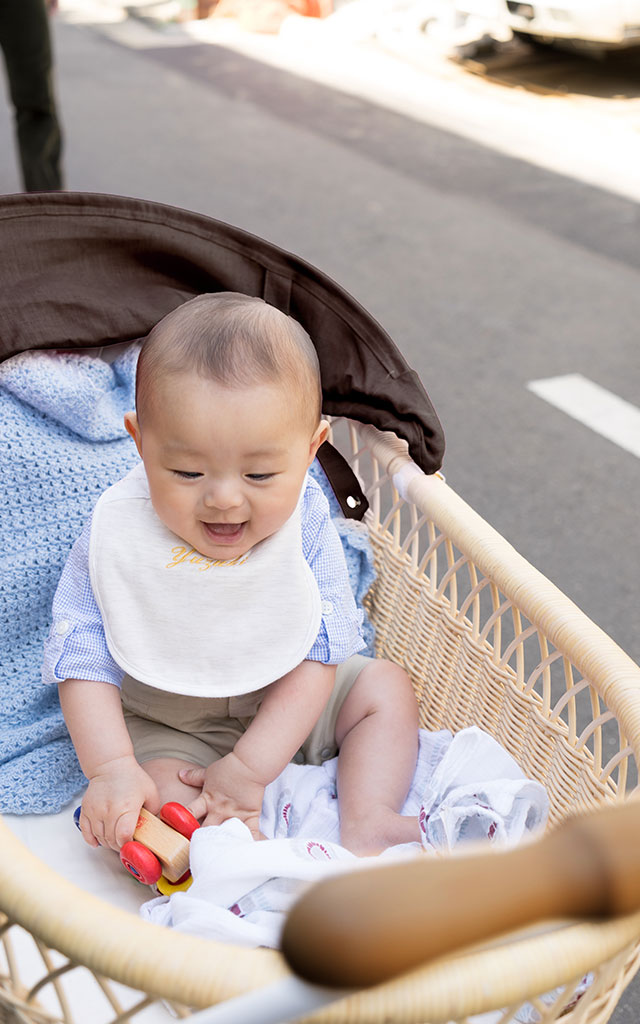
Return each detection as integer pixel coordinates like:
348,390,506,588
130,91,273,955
182,660,336,837
59,679,160,851
46,520,160,850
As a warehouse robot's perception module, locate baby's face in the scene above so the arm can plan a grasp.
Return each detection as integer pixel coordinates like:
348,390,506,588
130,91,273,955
125,372,327,560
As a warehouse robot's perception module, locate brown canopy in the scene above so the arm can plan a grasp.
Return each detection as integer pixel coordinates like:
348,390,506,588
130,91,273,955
0,191,444,479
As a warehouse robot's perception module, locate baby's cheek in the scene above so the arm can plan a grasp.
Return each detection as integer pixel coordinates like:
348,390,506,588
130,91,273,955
263,490,300,527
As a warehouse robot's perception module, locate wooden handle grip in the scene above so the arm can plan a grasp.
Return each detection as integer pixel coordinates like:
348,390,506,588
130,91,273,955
281,801,640,988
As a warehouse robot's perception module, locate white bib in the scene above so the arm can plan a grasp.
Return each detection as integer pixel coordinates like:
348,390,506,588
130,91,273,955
89,463,322,696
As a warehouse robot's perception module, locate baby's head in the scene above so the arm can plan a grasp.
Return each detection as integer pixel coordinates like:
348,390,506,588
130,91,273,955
135,292,323,434
124,293,329,559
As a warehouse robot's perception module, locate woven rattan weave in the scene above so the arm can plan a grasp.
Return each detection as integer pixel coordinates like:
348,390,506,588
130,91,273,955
2,420,640,1024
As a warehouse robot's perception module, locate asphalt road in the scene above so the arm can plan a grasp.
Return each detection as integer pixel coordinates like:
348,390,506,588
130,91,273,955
1,13,639,1021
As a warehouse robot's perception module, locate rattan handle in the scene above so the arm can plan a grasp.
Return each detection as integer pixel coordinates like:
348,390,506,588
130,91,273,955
281,801,640,988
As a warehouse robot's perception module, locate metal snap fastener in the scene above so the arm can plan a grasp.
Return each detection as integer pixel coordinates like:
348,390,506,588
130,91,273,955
346,495,361,509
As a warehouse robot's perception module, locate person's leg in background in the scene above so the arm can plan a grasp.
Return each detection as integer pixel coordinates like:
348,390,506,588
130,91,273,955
0,0,64,191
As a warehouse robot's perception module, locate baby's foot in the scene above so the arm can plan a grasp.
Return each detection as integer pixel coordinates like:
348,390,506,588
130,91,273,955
340,808,421,856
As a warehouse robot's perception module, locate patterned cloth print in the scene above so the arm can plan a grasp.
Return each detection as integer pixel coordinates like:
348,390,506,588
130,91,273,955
0,346,376,814
140,728,548,948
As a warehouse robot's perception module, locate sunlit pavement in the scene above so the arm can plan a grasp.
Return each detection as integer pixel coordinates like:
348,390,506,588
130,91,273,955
57,0,640,202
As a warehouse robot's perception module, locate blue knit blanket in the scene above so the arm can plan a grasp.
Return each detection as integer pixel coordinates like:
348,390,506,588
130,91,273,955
0,347,374,814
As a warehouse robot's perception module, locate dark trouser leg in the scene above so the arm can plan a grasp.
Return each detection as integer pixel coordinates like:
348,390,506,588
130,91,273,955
0,0,64,191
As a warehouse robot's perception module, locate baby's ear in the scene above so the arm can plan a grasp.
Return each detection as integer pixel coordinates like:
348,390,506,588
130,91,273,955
124,411,143,456
308,419,330,464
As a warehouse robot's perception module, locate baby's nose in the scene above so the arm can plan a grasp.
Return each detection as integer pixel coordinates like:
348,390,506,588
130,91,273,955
202,482,243,510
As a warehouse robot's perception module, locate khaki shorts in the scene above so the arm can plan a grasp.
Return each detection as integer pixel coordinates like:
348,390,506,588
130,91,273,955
121,653,371,769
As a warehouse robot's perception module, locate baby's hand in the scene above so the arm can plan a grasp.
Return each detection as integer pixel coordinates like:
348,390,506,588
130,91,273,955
180,753,266,840
79,754,160,852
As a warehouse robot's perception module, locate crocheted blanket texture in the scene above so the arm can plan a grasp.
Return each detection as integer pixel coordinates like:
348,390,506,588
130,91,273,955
0,347,374,814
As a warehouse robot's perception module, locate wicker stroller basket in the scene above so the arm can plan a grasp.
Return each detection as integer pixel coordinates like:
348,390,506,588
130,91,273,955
2,194,640,1024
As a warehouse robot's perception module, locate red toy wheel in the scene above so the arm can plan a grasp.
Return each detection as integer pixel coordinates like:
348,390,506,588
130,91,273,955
160,802,201,840
120,840,162,885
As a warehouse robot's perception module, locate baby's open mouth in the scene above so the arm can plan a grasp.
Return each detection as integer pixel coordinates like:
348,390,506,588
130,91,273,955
201,521,246,543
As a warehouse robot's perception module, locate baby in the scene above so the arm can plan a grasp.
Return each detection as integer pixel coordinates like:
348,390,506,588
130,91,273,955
44,292,421,856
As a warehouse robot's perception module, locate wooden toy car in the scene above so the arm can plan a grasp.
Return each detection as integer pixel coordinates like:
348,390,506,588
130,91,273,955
74,801,200,895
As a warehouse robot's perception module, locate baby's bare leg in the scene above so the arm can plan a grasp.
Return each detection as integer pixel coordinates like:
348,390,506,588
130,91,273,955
335,661,420,855
142,757,208,810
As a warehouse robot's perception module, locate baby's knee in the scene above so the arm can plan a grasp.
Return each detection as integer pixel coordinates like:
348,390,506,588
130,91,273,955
337,658,418,737
388,663,418,724
363,658,416,705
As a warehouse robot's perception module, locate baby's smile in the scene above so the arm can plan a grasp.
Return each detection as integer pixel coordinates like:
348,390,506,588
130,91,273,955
201,521,247,545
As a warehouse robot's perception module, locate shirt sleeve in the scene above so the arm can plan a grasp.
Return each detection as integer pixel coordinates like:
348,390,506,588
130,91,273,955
41,516,125,688
301,476,365,664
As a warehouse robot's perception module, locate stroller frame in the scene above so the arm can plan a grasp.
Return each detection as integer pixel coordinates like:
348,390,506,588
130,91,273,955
2,193,640,1024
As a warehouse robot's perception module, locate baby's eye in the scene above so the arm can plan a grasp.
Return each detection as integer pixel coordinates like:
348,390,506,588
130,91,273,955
246,473,275,482
172,470,203,480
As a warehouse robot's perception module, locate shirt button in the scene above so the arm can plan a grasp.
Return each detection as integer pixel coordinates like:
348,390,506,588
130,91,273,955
320,747,333,759
55,619,71,636
321,600,334,616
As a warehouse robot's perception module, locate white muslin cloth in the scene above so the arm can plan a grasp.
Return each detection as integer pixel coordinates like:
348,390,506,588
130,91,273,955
141,726,548,947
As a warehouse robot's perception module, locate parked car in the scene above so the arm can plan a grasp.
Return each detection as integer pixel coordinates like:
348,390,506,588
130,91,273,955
504,0,640,48
451,0,640,49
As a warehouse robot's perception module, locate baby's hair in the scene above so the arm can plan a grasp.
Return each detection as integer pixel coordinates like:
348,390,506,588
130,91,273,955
136,292,323,430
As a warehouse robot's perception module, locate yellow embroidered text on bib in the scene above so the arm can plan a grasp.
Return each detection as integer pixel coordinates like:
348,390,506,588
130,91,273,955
89,463,322,696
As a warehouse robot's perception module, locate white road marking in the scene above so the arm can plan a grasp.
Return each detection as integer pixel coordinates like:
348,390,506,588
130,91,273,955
527,374,640,459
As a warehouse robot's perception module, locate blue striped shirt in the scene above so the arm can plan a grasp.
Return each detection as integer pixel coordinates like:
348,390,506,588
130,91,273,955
42,473,365,688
